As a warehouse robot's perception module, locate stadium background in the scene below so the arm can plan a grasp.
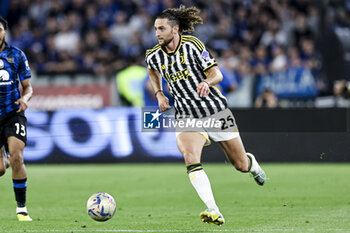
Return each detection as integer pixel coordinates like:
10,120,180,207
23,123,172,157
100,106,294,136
0,0,350,163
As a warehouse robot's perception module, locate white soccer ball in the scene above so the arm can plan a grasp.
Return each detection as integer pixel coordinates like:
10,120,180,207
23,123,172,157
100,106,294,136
87,192,116,221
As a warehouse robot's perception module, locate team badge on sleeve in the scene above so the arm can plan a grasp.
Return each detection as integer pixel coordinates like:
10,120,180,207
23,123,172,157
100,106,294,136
201,50,210,61
25,61,30,71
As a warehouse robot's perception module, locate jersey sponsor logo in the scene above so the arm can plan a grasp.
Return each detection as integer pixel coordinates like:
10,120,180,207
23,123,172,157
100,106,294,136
0,70,12,85
0,69,10,81
164,68,192,83
7,58,14,63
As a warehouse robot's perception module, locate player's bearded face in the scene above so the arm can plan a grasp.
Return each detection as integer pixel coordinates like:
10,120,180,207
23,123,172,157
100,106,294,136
159,29,174,46
154,18,175,46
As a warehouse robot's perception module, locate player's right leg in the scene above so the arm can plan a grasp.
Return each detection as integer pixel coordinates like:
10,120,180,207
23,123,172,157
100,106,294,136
246,152,266,186
176,132,225,225
219,136,266,186
8,136,32,221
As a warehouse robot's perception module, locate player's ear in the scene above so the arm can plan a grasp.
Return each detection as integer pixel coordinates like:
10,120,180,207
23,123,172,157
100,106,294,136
173,24,179,34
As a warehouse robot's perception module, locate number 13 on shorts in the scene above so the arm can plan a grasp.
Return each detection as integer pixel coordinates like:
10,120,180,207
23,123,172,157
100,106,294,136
14,123,26,136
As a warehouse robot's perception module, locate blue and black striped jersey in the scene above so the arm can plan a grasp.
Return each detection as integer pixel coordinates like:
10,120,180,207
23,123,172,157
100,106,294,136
0,44,31,116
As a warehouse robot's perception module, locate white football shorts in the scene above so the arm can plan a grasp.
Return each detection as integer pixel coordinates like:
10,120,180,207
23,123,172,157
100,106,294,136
175,108,239,146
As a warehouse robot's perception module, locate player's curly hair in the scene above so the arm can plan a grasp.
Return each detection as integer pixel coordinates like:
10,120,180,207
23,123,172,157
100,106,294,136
157,5,203,33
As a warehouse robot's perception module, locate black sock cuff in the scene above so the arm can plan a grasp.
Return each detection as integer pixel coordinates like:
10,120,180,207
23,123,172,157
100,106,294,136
13,178,27,189
13,178,27,183
186,163,203,174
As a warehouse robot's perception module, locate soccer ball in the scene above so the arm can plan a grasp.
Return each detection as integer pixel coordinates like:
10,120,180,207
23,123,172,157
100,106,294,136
87,192,116,221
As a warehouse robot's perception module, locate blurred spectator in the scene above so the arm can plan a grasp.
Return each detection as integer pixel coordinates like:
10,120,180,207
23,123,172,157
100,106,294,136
97,0,118,26
269,45,287,73
227,61,254,108
212,49,238,97
233,6,249,41
141,13,158,49
84,3,100,29
193,9,216,44
124,32,144,57
251,45,270,75
260,19,288,48
299,38,326,93
292,13,314,49
255,89,278,108
28,1,51,26
54,18,80,53
116,57,147,106
334,80,350,99
45,50,79,74
208,17,233,56
255,55,318,101
110,11,133,52
145,0,162,17
215,66,238,97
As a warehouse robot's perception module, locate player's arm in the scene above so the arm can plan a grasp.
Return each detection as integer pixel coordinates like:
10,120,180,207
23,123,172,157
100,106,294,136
197,66,223,97
15,79,33,112
147,68,171,112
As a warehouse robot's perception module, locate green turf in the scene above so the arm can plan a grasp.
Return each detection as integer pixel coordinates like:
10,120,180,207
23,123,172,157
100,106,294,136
0,163,349,233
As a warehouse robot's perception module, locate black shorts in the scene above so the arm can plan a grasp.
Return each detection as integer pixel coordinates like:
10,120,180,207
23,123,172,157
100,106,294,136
0,110,27,149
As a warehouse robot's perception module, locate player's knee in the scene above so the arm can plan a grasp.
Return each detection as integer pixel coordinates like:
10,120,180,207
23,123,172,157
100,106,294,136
182,149,200,164
10,151,24,168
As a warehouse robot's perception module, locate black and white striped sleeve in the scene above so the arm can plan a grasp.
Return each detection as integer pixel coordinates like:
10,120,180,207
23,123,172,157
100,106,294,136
145,54,156,71
192,45,217,72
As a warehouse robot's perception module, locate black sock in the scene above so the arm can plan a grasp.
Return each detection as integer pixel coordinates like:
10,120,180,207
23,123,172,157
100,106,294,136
186,163,203,174
13,178,27,208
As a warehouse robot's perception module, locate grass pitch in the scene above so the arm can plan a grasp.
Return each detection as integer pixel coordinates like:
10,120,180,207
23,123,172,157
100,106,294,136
0,163,349,233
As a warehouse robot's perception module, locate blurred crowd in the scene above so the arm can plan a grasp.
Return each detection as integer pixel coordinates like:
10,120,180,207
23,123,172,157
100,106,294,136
2,0,350,107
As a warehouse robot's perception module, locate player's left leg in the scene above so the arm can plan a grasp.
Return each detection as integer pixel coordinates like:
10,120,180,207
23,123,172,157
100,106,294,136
177,132,225,225
0,146,10,176
8,136,32,221
219,136,266,185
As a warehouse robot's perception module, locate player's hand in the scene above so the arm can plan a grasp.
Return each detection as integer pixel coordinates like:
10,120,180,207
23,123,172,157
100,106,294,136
334,80,350,98
15,98,28,112
197,81,210,97
157,93,171,112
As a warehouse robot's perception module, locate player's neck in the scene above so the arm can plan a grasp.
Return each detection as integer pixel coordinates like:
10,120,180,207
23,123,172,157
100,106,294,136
165,34,180,53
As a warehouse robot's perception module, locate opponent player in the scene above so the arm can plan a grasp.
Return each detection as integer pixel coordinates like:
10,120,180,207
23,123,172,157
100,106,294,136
145,6,266,225
0,16,33,221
